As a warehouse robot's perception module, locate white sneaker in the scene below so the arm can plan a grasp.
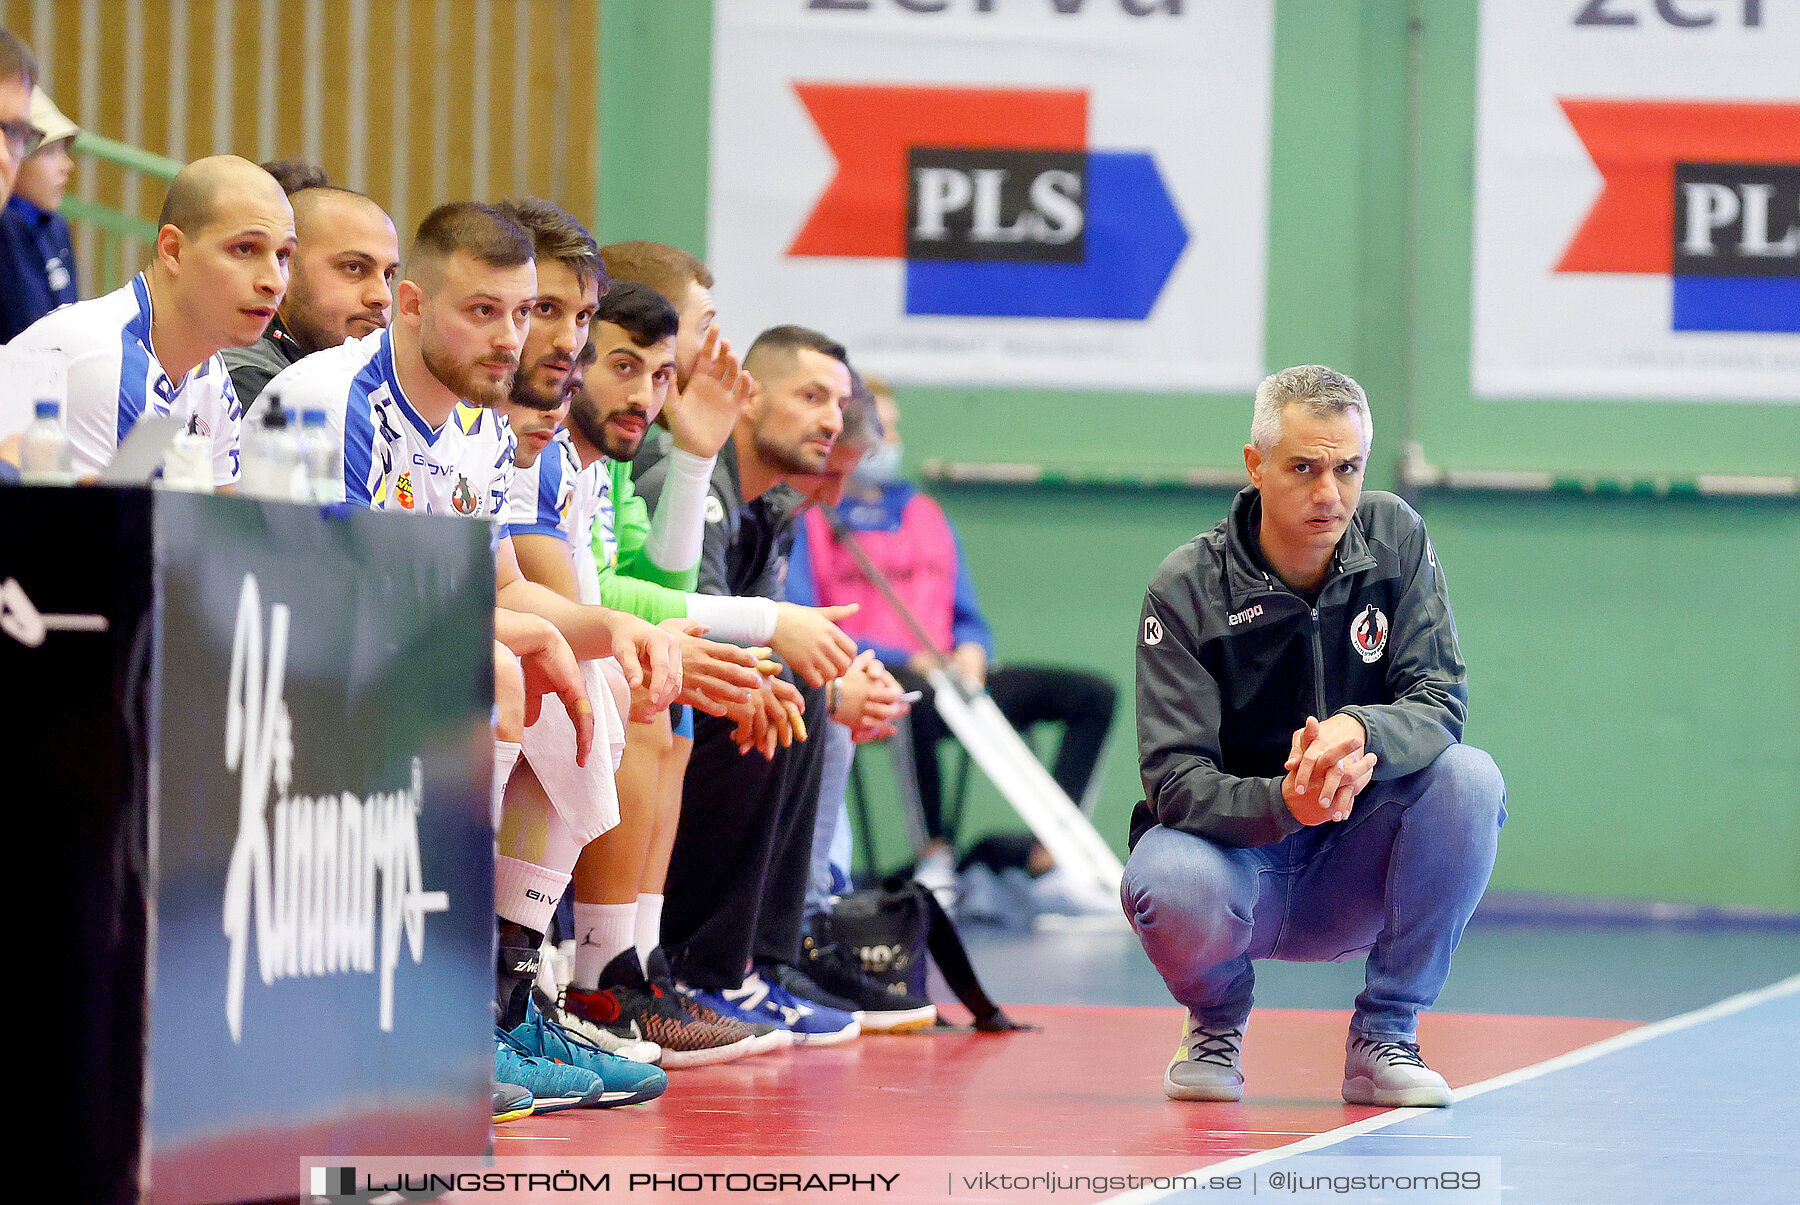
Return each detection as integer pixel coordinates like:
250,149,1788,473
1342,1034,1453,1108
913,847,959,910
1163,1015,1245,1102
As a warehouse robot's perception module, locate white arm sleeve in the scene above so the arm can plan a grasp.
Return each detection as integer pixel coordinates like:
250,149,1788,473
686,593,779,645
642,447,716,572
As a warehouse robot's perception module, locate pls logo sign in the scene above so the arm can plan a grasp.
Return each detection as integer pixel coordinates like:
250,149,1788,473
1557,100,1800,333
788,83,1188,320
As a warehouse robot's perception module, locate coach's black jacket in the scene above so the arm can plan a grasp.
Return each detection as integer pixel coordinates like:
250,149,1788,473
1131,487,1467,851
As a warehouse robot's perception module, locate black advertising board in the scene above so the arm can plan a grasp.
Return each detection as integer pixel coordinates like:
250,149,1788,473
1,487,495,1204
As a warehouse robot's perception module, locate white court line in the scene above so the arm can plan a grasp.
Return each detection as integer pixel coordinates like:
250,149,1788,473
1105,974,1800,1204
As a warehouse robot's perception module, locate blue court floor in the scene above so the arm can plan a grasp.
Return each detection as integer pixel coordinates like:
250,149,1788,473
957,908,1800,1205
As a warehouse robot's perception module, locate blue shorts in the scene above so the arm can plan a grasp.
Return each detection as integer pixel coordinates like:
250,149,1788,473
672,703,693,741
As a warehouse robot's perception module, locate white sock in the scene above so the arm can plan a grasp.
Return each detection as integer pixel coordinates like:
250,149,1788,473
494,855,570,936
571,901,637,990
491,740,521,832
635,893,665,972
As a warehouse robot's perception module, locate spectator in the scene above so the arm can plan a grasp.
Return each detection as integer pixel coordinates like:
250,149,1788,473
0,26,36,208
1,86,79,341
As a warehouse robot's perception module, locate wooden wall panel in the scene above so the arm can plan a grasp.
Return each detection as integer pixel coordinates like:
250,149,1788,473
0,0,602,295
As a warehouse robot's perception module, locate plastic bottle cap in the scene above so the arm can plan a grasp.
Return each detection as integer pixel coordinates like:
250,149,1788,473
35,399,59,419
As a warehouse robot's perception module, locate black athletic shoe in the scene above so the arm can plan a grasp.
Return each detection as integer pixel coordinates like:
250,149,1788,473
800,935,938,1032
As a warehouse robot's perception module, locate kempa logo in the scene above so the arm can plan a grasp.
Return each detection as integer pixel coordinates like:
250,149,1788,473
1228,603,1264,627
222,573,449,1042
1142,615,1164,646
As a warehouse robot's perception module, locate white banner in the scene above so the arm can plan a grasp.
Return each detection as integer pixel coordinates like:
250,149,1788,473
706,0,1273,392
1472,0,1800,400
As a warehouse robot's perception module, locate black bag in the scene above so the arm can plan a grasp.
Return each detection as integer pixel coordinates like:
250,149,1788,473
818,880,1035,1033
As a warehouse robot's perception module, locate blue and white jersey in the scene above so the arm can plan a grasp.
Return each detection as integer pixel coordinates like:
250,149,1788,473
264,327,515,520
9,272,243,485
504,429,614,605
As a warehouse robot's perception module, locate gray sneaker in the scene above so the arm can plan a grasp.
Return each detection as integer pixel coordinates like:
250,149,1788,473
1163,1015,1244,1101
1342,1034,1453,1108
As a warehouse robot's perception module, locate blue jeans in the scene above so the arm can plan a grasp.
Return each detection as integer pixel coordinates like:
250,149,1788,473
1121,744,1506,1042
804,721,857,922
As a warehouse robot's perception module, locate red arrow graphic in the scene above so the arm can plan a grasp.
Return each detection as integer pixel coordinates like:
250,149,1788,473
1556,99,1800,274
788,83,1088,259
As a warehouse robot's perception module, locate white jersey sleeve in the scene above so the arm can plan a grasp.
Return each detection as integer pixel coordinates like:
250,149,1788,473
9,274,243,484
505,434,577,541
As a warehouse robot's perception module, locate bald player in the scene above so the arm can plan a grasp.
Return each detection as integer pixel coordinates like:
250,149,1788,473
224,182,400,408
9,155,294,488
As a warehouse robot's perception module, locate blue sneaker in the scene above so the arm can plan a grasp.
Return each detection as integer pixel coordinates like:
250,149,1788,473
716,971,861,1046
505,1003,669,1107
495,1031,605,1114
493,1080,535,1124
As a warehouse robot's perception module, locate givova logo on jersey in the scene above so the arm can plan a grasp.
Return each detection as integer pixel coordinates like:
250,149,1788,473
1557,100,1800,332
788,83,1188,320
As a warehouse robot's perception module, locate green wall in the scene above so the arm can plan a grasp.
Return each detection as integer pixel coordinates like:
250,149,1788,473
598,1,1800,912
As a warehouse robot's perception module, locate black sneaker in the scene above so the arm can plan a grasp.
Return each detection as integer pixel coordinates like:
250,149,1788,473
800,935,938,1032
645,946,789,1054
563,949,764,1069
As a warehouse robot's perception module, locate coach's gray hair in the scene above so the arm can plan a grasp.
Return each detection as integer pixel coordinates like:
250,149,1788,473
1250,364,1372,452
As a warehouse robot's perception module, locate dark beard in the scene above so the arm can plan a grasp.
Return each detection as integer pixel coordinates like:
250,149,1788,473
569,399,644,461
423,340,513,407
509,358,567,411
755,430,828,475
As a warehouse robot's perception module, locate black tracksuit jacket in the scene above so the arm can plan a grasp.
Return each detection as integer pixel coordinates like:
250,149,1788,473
1131,487,1467,851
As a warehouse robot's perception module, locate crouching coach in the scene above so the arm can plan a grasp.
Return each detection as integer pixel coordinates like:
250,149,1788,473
1125,364,1505,1109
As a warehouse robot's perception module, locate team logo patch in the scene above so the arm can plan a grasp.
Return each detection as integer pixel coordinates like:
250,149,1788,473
394,472,415,510
704,495,726,524
1142,615,1163,647
451,475,477,516
1351,605,1388,664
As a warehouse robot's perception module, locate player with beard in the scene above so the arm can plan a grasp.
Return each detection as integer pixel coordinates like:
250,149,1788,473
503,281,771,1062
265,201,679,1112
626,324,892,1044
224,183,400,408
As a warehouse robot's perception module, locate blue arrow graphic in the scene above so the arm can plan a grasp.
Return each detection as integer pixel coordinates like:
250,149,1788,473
902,150,1189,321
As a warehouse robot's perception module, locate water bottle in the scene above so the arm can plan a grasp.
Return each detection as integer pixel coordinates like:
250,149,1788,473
20,400,75,485
299,408,340,503
160,419,214,493
241,402,304,500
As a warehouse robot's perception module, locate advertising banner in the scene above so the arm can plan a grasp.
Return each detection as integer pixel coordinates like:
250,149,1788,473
1,488,495,1204
1472,0,1800,400
707,0,1274,391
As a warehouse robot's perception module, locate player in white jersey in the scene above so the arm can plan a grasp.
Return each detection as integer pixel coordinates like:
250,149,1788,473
264,321,517,518
7,156,293,486
273,200,677,1110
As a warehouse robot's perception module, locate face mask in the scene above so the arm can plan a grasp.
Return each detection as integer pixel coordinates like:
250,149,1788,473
851,440,903,486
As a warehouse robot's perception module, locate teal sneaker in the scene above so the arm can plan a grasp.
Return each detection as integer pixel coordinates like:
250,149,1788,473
506,1003,669,1107
495,1031,605,1114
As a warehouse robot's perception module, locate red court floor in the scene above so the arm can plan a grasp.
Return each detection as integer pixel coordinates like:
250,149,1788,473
491,1005,1634,1164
